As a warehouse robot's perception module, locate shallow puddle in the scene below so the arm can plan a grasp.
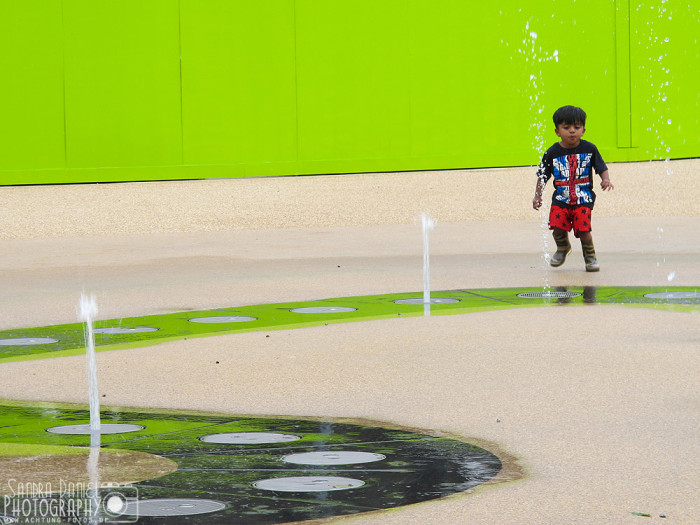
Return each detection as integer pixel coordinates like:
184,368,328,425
0,402,518,524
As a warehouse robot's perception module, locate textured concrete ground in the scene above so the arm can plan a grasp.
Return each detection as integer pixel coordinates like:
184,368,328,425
0,159,698,523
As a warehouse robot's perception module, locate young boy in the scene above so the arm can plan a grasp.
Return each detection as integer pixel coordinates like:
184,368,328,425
533,105,614,272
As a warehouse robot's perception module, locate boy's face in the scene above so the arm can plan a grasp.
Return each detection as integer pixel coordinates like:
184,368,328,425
555,121,585,148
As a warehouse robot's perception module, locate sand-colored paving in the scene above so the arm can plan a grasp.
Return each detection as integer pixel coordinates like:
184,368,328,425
1,160,698,523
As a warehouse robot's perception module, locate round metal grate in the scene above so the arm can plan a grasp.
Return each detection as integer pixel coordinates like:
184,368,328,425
517,291,582,299
46,423,144,435
282,451,386,466
0,337,58,346
393,298,460,304
199,432,301,445
289,306,357,314
188,316,257,323
119,498,226,517
644,291,700,300
93,327,158,334
252,476,365,492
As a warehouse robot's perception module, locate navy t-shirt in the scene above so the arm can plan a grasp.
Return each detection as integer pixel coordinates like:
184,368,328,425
536,140,608,208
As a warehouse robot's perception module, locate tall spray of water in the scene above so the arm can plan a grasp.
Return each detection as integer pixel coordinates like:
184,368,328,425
516,22,559,291
421,213,435,316
79,293,102,520
637,0,675,282
79,293,101,435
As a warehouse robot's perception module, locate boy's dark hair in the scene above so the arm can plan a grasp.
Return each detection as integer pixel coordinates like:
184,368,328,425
553,105,586,126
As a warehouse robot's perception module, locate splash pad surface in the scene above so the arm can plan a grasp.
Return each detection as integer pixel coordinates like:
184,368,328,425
0,285,697,523
0,401,507,524
0,286,696,363
1,163,699,524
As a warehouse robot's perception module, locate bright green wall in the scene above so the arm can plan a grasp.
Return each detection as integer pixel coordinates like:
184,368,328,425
62,0,182,168
0,1,65,172
180,0,298,167
0,0,698,185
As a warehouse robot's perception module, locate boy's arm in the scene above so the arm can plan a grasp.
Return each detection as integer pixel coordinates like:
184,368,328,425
533,178,545,209
599,170,614,190
534,154,549,209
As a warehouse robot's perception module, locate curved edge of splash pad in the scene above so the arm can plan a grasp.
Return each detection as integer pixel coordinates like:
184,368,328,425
0,286,697,363
0,400,519,525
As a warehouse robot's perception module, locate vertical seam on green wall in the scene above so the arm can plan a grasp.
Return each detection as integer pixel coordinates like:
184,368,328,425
178,0,185,165
615,0,633,148
61,0,68,168
292,0,300,173
406,0,413,158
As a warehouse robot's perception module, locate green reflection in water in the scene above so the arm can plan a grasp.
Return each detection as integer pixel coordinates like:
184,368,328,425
0,401,508,524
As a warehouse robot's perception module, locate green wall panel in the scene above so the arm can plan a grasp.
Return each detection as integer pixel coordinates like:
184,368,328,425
180,0,297,165
63,0,182,168
295,0,412,163
0,1,65,171
615,0,633,148
404,0,619,168
0,1,697,185
407,1,497,163
407,1,538,168
630,0,700,160
526,0,619,161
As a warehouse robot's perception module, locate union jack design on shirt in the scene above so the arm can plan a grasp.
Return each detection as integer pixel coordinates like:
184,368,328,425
552,153,594,205
536,140,607,209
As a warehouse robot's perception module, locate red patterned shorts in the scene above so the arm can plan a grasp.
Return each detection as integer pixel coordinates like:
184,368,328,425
549,205,592,238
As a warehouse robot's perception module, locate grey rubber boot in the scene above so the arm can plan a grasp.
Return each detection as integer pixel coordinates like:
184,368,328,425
550,230,571,267
582,239,599,272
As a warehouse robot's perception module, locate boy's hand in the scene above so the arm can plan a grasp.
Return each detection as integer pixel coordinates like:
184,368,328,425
599,170,614,191
533,195,542,210
601,179,614,191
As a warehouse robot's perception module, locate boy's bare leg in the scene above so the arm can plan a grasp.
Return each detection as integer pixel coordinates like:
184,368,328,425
579,232,599,272
550,228,571,267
